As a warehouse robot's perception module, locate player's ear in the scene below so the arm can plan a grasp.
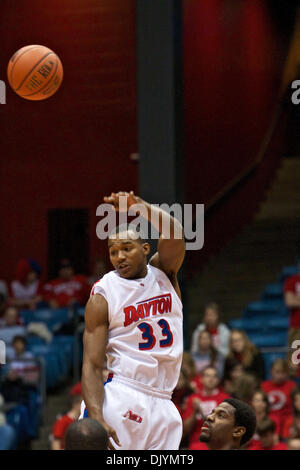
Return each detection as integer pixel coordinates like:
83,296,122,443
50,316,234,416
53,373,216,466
142,243,151,256
233,426,246,440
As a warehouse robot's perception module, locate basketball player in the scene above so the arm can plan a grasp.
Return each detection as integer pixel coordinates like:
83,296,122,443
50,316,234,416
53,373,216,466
80,191,185,450
199,398,257,450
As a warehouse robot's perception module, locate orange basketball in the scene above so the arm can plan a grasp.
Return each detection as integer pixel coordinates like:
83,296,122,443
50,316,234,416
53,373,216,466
7,45,63,101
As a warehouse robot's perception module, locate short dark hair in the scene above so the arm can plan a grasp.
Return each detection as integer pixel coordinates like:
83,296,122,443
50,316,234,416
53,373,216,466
108,223,147,244
65,418,108,450
256,417,276,436
222,398,257,446
12,335,26,346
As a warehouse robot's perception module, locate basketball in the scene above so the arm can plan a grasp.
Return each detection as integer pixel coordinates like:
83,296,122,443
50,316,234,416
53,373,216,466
7,45,63,101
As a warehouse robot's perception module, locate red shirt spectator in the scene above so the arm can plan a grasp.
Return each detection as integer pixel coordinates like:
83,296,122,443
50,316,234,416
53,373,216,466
249,441,288,450
51,394,82,450
248,390,281,448
10,258,43,310
182,366,229,448
43,259,90,308
52,414,75,450
281,388,300,439
261,359,297,434
189,441,209,450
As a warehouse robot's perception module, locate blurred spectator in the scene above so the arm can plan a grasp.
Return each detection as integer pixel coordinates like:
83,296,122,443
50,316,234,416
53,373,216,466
6,336,34,362
43,259,90,309
10,258,43,310
288,438,300,450
191,330,224,379
51,394,82,450
182,366,230,448
249,418,288,450
224,330,265,382
281,387,300,440
0,369,32,406
65,418,108,450
283,263,300,347
261,358,297,436
0,307,24,328
222,361,245,395
88,258,107,287
191,303,230,356
172,369,194,418
0,394,16,450
181,352,203,393
231,373,258,405
248,390,280,449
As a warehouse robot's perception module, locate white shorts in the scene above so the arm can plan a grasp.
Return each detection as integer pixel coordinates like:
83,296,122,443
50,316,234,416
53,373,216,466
79,376,183,450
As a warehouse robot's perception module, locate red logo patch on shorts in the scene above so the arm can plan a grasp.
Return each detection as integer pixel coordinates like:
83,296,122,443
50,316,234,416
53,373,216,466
123,409,143,423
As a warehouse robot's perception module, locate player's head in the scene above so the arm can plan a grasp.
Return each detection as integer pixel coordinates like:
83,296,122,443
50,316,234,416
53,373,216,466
200,398,257,450
108,223,150,279
65,418,108,450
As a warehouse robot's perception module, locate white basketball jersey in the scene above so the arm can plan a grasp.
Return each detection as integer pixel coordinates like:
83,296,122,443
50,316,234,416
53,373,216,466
91,264,183,394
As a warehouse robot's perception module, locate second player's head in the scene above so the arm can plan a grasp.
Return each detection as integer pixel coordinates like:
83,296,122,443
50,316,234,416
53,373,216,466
108,224,150,279
199,398,256,450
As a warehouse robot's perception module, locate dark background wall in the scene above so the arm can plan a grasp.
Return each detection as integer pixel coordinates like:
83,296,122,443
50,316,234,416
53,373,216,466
0,0,296,281
183,0,293,272
0,0,138,280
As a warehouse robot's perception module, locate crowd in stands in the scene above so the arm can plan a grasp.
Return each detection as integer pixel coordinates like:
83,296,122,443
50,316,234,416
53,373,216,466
1,257,300,450
0,256,107,449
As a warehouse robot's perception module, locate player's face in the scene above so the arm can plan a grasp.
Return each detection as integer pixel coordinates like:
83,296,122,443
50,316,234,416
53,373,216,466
200,403,240,448
108,231,150,279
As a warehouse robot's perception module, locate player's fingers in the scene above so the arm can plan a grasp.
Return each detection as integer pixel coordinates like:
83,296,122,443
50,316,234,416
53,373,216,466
110,429,122,447
107,439,116,450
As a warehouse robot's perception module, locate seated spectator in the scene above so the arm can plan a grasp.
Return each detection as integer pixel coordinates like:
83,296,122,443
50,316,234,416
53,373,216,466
249,418,288,450
283,263,300,348
231,373,258,405
9,258,43,310
191,330,224,379
281,387,300,440
0,369,32,406
261,358,297,436
182,366,230,449
43,259,90,309
248,390,280,449
181,352,203,393
191,302,230,357
51,394,82,450
0,307,24,328
288,438,300,450
224,330,265,382
172,369,194,418
87,258,107,287
65,418,108,450
222,361,245,396
7,336,34,362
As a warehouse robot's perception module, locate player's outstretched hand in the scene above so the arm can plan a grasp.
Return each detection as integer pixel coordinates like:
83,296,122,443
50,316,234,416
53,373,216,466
100,420,122,450
103,191,141,212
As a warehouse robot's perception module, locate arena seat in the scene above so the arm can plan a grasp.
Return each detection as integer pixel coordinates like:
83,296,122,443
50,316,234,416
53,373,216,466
278,265,299,283
0,326,27,344
247,332,288,348
243,299,288,318
261,283,283,301
31,308,70,332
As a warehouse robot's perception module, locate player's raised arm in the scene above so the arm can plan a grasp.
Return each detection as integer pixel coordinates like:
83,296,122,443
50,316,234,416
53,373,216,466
103,191,185,277
81,293,121,449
